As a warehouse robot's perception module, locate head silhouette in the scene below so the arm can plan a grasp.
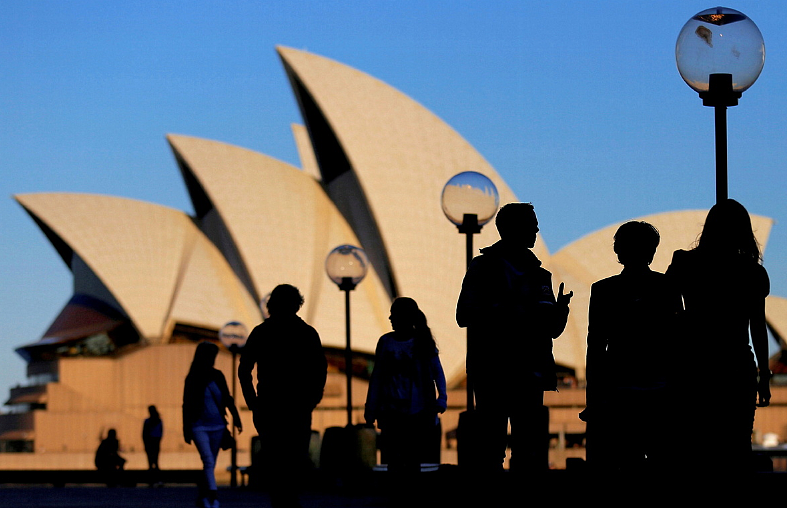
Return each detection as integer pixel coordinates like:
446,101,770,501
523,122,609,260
389,297,437,357
266,284,304,317
389,297,425,332
614,221,660,267
697,198,761,262
190,341,218,372
495,202,538,249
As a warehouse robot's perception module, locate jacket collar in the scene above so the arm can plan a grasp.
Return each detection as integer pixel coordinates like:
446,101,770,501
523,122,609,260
480,240,542,268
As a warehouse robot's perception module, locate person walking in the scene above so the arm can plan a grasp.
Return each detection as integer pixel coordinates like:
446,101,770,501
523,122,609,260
183,341,242,508
239,284,327,508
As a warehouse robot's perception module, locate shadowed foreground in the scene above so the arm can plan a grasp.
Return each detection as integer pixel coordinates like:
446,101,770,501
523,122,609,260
2,468,787,507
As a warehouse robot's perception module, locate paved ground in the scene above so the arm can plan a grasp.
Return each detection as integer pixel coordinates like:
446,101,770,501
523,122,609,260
0,485,391,508
2,468,787,507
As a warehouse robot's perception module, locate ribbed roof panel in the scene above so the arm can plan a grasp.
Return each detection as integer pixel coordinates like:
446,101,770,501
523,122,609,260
165,134,391,353
15,193,260,343
277,46,552,382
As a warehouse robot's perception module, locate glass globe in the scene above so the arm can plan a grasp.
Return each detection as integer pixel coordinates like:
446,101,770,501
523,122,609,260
676,7,764,93
325,245,369,286
441,171,500,227
218,321,248,349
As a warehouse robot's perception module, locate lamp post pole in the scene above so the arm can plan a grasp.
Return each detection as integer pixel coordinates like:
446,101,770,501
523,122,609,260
458,213,481,410
218,321,248,489
441,171,499,468
700,73,740,203
676,6,764,204
229,344,240,488
325,244,369,427
339,276,357,426
441,171,499,412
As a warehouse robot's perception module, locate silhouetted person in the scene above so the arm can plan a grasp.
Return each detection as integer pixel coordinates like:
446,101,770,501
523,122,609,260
666,199,770,474
239,284,327,508
143,405,163,470
365,297,447,479
95,428,126,487
457,202,573,474
183,341,243,508
143,405,163,485
582,221,681,474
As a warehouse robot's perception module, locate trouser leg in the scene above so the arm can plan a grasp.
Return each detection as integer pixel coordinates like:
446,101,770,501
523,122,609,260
510,389,548,473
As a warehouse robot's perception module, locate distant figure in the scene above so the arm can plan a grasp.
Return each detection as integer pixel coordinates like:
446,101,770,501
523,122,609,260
183,341,243,508
142,405,163,472
666,199,771,473
582,221,682,473
365,297,448,476
95,428,126,487
239,284,327,508
457,202,573,473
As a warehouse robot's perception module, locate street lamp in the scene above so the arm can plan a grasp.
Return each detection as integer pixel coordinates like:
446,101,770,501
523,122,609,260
676,6,765,203
441,171,499,410
218,320,248,488
325,245,369,426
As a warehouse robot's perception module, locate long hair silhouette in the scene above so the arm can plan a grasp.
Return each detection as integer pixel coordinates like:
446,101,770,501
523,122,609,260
186,341,219,388
390,297,438,359
695,198,762,263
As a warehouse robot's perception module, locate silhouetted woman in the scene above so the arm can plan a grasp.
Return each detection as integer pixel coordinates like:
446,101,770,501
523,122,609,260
365,297,447,476
666,199,770,473
183,341,242,508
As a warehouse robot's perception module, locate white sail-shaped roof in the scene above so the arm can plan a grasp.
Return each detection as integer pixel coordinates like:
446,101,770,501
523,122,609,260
166,134,391,354
277,46,554,383
15,193,262,343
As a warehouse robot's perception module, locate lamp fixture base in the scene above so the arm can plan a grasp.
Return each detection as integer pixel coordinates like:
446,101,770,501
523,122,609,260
699,73,742,107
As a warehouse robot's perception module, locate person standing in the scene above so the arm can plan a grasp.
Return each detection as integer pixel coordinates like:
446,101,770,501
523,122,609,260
582,221,682,473
456,202,573,473
142,405,163,472
183,341,243,508
142,405,163,486
365,297,448,476
239,284,327,508
666,199,771,473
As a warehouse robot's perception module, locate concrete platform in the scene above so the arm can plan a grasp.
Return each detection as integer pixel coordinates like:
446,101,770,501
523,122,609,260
2,468,787,507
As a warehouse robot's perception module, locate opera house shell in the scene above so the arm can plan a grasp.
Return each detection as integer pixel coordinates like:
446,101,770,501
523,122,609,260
2,46,785,470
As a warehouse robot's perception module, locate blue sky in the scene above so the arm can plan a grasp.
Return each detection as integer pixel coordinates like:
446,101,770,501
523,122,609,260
2,1,785,396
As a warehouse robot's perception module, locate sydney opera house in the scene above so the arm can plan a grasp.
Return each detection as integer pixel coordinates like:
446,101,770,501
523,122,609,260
2,46,787,472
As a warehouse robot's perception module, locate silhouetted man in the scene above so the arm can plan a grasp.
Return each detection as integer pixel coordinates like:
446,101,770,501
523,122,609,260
239,284,327,507
457,202,572,473
582,221,681,473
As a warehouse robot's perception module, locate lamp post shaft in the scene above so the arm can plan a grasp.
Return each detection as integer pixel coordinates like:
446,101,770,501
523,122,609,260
230,350,238,488
700,73,739,204
464,230,475,411
326,248,366,428
344,286,353,426
459,213,481,412
714,104,729,203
